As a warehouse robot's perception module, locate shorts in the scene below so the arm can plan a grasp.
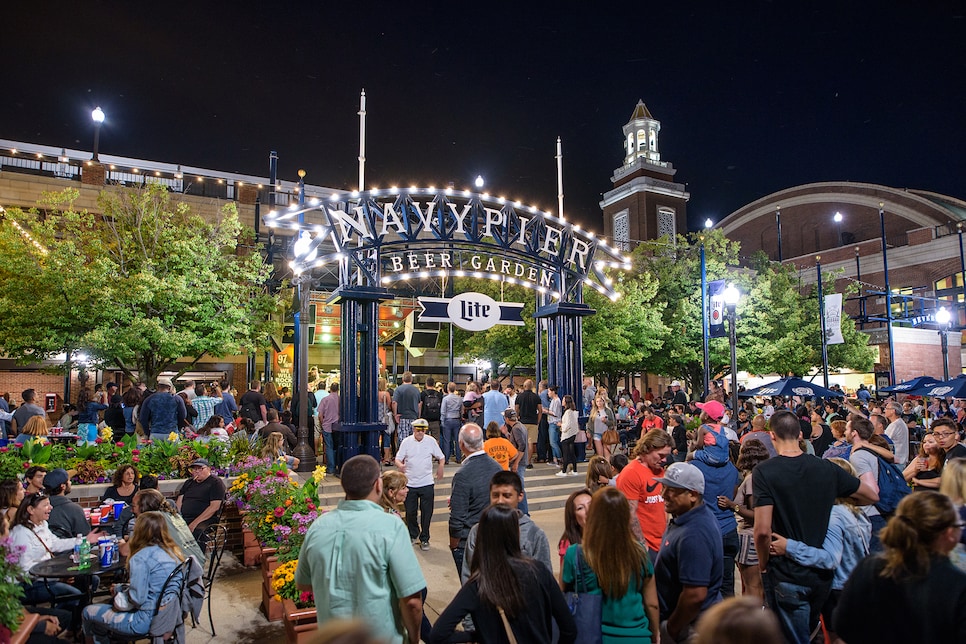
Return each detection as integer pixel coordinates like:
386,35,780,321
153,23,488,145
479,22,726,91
736,530,758,566
525,424,538,444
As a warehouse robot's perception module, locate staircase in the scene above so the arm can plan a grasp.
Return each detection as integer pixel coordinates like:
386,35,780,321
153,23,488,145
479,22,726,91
315,461,586,522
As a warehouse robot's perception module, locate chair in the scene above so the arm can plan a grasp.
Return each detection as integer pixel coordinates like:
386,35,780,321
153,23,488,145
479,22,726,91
108,557,192,644
195,523,228,635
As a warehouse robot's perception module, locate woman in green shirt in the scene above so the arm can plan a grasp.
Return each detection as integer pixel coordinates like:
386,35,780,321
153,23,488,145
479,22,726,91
562,487,658,643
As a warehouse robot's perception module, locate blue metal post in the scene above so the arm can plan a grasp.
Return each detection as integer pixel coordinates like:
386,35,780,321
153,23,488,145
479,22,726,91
881,205,896,385
817,257,829,388
701,239,710,397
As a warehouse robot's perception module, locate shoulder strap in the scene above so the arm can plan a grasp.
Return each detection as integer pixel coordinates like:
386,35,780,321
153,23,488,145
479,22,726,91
497,607,518,644
574,545,588,593
31,528,57,556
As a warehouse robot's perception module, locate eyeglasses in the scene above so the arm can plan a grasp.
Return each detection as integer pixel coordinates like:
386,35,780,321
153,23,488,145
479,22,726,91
953,522,966,530
934,431,957,438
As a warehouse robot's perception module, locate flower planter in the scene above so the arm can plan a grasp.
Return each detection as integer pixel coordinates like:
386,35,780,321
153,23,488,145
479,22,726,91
9,609,40,644
282,598,317,644
260,581,284,622
260,551,280,588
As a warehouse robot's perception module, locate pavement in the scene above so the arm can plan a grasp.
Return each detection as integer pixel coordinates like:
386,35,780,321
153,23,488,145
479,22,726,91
185,461,573,643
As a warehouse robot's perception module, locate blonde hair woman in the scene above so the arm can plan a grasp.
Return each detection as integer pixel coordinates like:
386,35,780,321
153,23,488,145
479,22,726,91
14,415,49,444
262,431,299,470
379,470,408,517
378,377,394,465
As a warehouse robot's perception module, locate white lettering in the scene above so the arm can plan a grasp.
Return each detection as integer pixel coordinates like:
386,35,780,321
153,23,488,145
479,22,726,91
381,204,407,236
325,205,372,243
528,267,538,282
470,256,482,270
500,260,511,275
484,207,505,240
424,253,437,269
407,254,419,270
448,203,473,235
412,201,437,231
517,217,532,245
485,257,496,272
540,271,553,288
514,263,525,277
389,256,403,272
440,253,452,268
541,226,563,256
567,238,590,270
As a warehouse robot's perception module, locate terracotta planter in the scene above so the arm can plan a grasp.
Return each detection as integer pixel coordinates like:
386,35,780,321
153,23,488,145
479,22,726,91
260,581,284,622
261,553,281,589
242,527,259,548
282,598,317,644
9,609,40,644
243,544,262,567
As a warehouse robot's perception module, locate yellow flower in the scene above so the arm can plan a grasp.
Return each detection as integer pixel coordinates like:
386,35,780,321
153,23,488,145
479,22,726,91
274,594,283,602
312,465,327,484
167,431,179,442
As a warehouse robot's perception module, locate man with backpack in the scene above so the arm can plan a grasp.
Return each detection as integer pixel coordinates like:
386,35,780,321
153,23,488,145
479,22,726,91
847,415,911,553
239,381,268,430
420,377,444,441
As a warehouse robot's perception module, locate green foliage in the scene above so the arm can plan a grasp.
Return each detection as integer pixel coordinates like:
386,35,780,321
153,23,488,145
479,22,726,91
0,534,27,632
0,185,279,387
449,279,536,377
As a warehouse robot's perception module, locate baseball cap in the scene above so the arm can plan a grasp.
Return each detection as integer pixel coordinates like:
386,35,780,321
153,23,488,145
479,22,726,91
696,400,726,421
106,382,118,389
503,408,518,419
43,468,70,489
412,419,429,430
188,458,211,469
156,377,173,388
670,380,682,387
654,462,705,494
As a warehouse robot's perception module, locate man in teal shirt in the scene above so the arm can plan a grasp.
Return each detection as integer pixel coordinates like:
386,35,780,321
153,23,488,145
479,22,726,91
296,455,425,644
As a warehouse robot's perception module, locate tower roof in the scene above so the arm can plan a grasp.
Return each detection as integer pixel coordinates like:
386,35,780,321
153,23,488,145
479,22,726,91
630,100,653,121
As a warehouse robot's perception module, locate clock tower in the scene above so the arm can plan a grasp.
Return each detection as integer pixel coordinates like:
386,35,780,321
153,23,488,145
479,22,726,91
600,100,690,250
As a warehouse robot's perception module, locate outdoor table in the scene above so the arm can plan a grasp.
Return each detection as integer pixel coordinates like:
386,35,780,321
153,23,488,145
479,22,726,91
30,551,125,605
46,433,80,443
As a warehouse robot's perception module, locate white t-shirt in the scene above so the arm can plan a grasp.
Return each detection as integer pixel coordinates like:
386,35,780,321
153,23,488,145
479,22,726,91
885,418,910,466
395,434,444,487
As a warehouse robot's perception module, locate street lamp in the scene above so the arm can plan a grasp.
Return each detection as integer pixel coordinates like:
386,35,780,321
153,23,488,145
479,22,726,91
833,211,843,246
937,306,951,380
91,107,105,162
723,283,740,428
291,232,318,472
474,175,484,189
700,217,714,398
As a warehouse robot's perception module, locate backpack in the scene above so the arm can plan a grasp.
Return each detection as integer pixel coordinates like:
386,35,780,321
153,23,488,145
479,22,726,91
859,447,912,516
240,399,261,423
421,389,443,421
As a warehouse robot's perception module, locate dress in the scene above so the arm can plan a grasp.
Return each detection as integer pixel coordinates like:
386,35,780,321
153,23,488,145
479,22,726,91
82,545,181,644
562,544,654,642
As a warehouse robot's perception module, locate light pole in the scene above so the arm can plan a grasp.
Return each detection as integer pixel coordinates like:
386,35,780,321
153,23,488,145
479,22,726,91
91,107,105,162
833,211,843,246
723,282,740,429
937,306,951,381
816,256,830,388
291,231,318,472
775,206,783,262
701,218,713,398
880,203,896,386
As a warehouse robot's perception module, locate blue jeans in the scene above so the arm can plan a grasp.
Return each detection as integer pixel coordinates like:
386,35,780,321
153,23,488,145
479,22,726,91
869,513,888,554
762,570,831,644
516,461,529,515
548,423,561,461
322,431,334,466
441,418,461,462
721,529,739,598
451,546,465,575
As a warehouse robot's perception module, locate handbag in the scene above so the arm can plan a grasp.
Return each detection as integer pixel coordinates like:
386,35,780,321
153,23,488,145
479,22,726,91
601,429,619,446
566,546,603,644
575,429,588,444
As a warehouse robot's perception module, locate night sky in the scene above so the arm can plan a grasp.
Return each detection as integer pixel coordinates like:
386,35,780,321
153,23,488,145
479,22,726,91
2,1,964,233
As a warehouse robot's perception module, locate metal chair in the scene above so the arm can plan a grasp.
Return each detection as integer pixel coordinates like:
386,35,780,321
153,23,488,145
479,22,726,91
197,523,228,635
102,557,191,644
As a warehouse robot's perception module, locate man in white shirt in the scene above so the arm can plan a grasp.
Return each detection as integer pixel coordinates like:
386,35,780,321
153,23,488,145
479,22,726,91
395,418,445,551
883,401,910,466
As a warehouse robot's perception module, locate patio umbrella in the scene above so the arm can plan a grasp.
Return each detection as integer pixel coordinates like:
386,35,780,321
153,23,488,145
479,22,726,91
906,377,966,399
738,377,845,399
879,376,943,394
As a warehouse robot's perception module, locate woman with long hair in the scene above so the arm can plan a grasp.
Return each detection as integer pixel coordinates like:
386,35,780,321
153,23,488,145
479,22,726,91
82,511,186,644
102,464,140,505
130,489,204,564
76,387,108,443
590,396,609,460
557,394,580,476
718,438,769,600
902,432,945,489
557,487,592,567
585,455,615,493
561,487,658,642
104,394,127,438
379,470,408,517
197,414,229,442
377,377,394,465
122,386,141,438
822,419,851,460
0,477,24,526
939,457,966,563
430,504,576,643
833,491,966,642
14,414,49,444
262,431,300,470
264,382,282,412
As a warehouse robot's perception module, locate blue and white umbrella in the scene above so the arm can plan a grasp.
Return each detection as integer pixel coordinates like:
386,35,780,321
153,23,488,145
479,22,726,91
737,377,845,399
906,377,966,399
879,376,943,394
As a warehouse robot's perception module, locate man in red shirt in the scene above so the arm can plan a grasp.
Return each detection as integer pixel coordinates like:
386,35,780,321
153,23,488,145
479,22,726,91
616,428,673,561
641,407,664,432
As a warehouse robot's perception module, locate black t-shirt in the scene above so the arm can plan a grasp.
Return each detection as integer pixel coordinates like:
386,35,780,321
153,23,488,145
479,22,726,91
810,424,835,457
177,475,227,523
753,453,860,584
516,390,541,424
239,391,268,422
946,443,966,460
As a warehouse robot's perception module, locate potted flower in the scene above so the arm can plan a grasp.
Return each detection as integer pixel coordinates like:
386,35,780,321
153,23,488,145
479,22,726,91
272,560,317,644
0,534,28,642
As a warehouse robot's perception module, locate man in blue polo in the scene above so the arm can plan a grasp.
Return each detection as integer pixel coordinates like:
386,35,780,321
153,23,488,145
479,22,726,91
296,455,425,644
653,462,723,643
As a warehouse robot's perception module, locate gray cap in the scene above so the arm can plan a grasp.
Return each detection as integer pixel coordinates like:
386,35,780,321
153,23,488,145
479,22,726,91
654,462,705,494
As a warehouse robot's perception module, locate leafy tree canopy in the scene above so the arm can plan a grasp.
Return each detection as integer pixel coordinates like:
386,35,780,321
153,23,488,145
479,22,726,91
0,185,279,388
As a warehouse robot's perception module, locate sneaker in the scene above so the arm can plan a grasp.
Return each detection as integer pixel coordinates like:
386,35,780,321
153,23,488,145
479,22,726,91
568,471,580,476
420,541,430,551
526,463,534,470
555,471,569,477
412,538,420,546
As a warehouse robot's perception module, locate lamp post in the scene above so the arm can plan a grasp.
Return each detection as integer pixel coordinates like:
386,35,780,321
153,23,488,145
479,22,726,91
775,206,783,262
833,211,843,246
816,256,830,388
723,283,740,429
880,203,896,386
291,231,318,471
90,107,105,162
701,218,713,398
937,306,951,381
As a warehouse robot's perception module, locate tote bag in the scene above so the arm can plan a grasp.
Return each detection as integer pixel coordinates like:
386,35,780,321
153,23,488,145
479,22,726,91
566,546,603,644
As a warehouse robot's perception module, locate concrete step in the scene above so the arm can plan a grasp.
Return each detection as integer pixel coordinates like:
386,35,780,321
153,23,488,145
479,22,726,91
315,461,590,522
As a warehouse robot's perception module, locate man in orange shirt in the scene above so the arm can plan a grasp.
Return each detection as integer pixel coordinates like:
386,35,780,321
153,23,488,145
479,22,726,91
483,422,520,471
615,428,673,561
641,406,665,432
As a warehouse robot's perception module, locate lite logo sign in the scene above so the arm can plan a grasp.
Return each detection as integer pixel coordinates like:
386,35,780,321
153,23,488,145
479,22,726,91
418,292,525,332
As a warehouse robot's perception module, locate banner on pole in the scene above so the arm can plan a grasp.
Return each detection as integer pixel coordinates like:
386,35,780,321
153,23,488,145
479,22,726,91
825,293,844,345
708,280,726,338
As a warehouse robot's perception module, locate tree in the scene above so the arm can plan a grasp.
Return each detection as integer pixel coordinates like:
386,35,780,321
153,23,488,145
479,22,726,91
0,185,279,388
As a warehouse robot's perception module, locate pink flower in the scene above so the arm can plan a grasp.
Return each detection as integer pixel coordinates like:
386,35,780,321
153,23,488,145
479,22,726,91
0,447,7,453
117,441,125,447
95,438,104,444
23,462,30,468
274,507,285,518
132,456,140,463
131,449,140,455
307,503,316,511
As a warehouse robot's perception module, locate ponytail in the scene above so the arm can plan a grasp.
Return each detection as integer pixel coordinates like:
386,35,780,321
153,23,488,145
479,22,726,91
879,491,957,580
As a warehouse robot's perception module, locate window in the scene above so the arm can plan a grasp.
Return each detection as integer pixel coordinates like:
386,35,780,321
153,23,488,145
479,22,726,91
657,207,676,241
613,210,630,251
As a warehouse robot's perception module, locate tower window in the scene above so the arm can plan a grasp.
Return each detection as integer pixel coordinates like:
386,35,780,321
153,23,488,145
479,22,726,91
657,207,676,241
613,210,630,251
